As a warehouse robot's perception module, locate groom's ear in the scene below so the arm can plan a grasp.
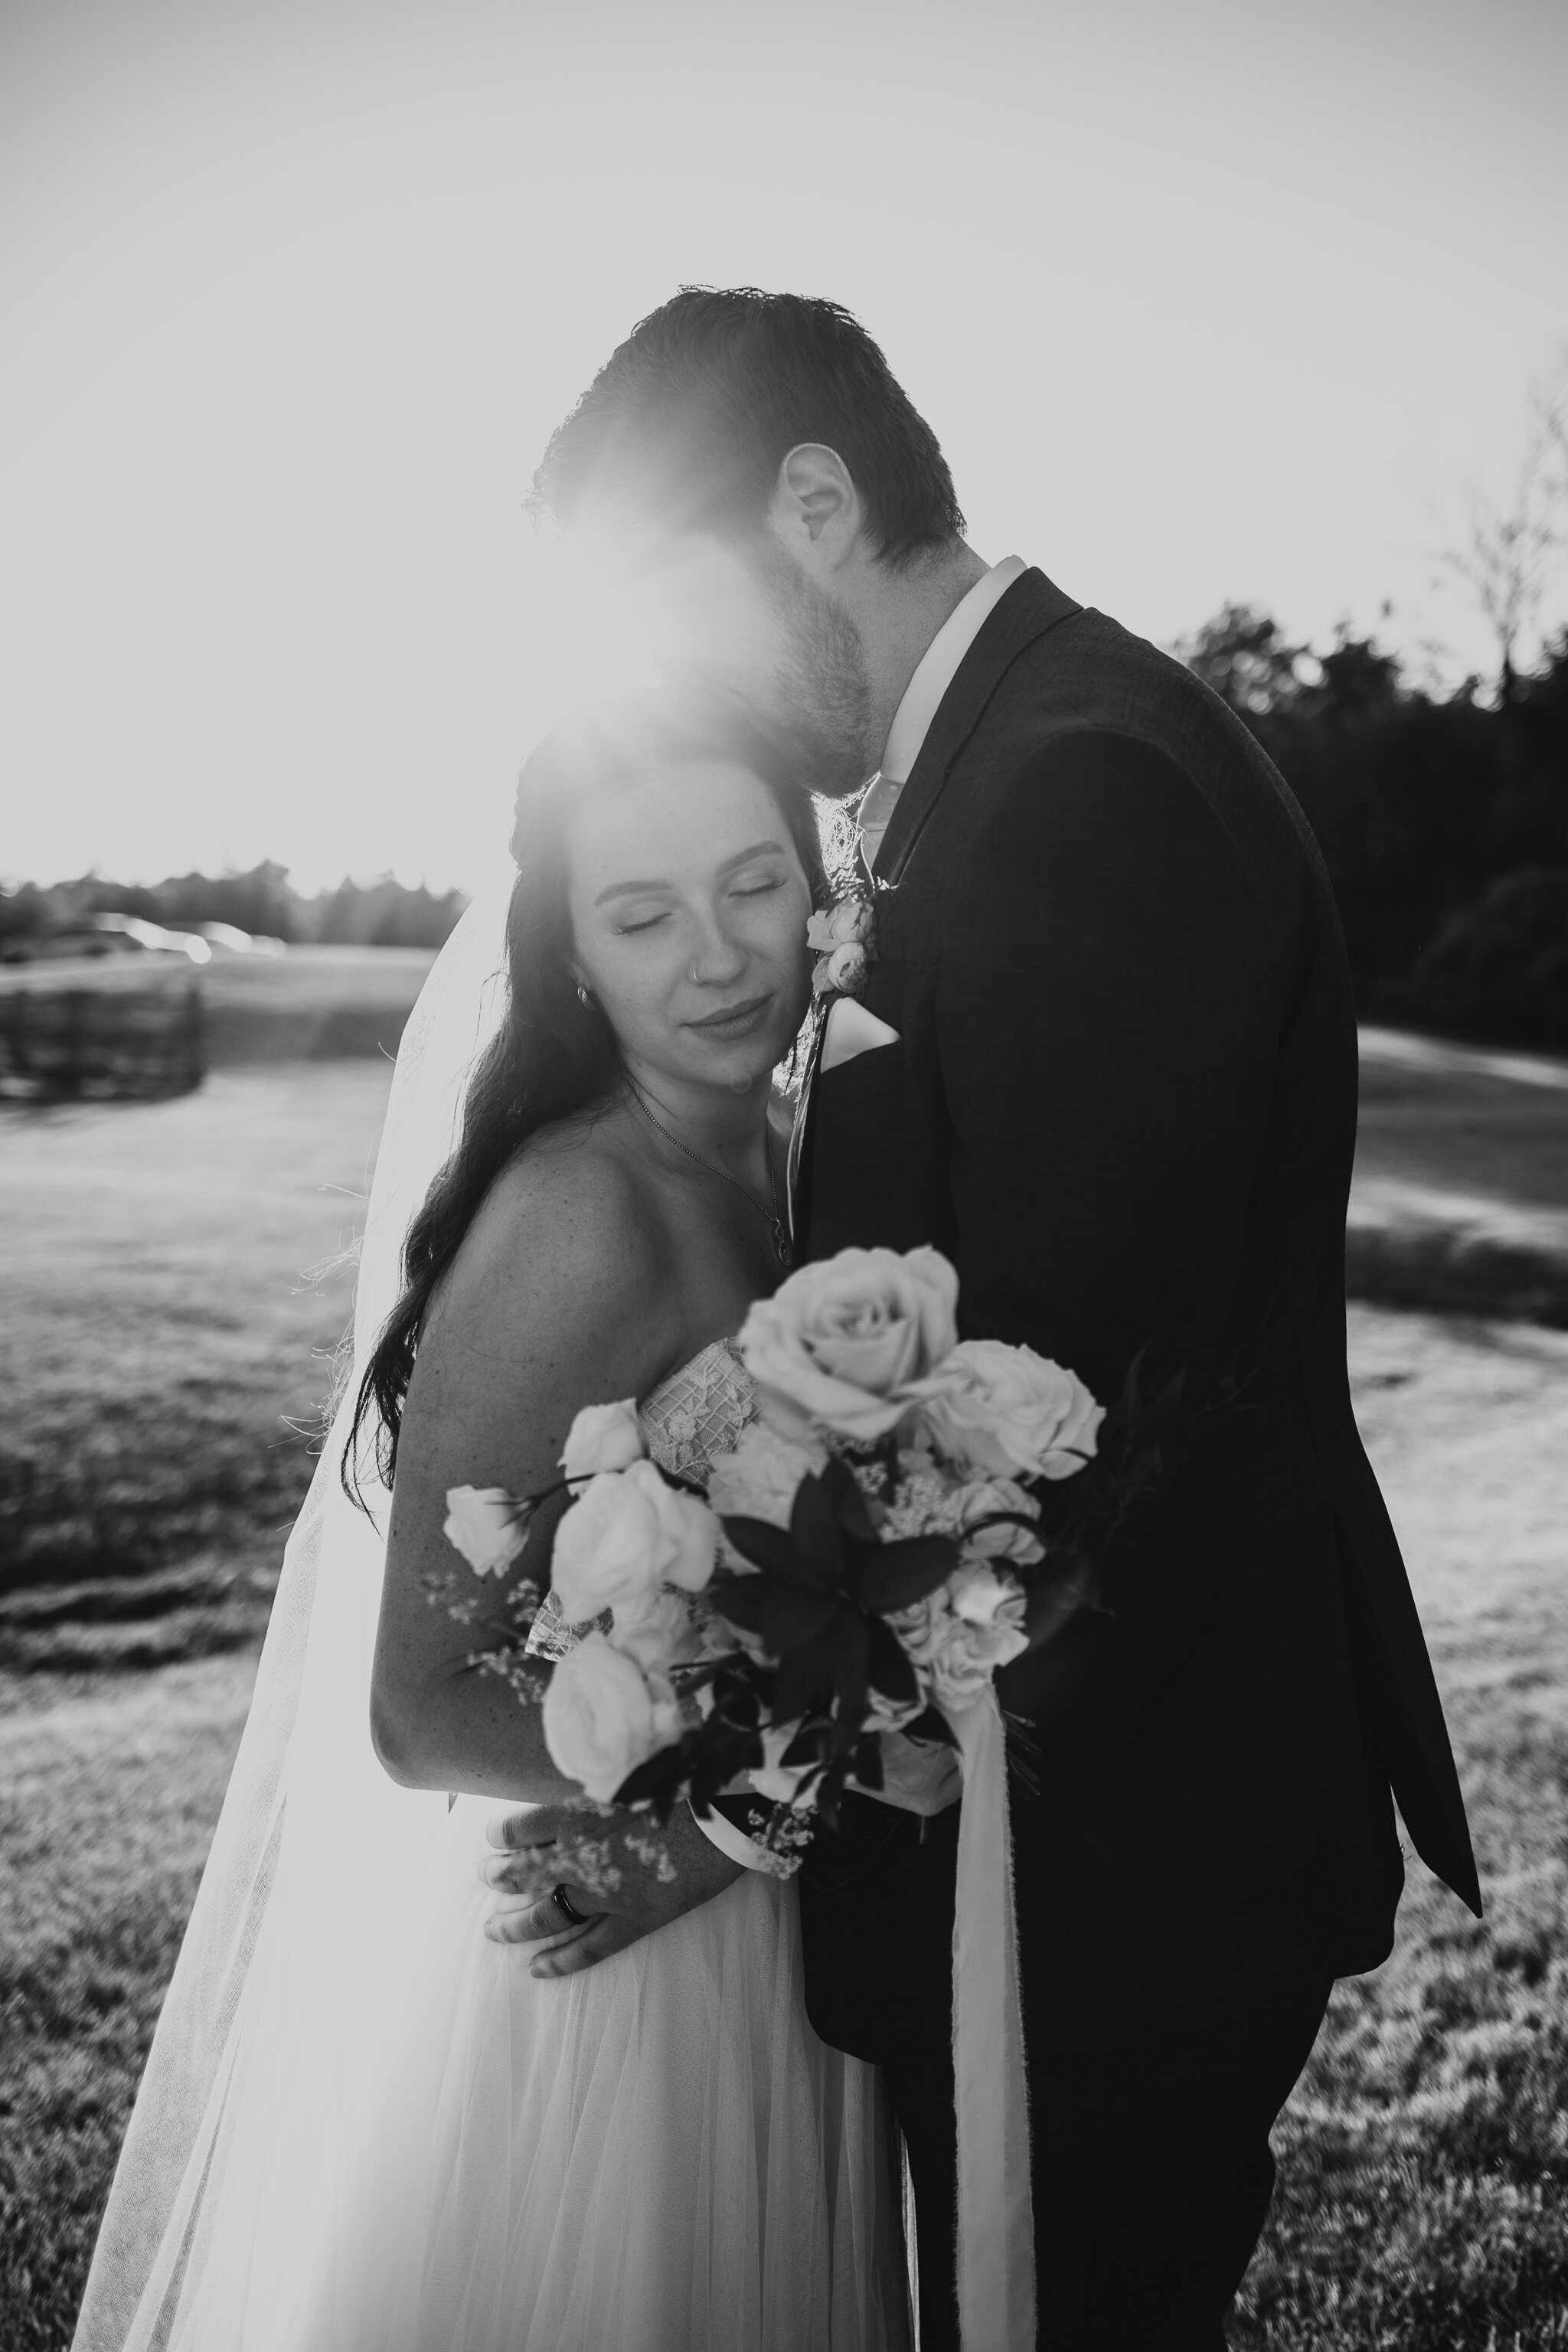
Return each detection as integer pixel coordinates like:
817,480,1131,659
768,443,863,570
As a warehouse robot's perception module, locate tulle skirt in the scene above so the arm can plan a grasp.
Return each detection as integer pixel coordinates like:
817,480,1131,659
164,1792,909,2352
72,899,908,2352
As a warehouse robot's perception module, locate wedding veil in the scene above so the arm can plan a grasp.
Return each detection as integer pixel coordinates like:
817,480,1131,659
73,880,515,2352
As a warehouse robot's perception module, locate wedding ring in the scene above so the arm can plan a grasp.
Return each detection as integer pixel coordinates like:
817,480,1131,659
551,1884,590,1926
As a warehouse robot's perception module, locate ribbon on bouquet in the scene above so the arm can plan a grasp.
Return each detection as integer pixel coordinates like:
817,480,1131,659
946,1690,1037,2351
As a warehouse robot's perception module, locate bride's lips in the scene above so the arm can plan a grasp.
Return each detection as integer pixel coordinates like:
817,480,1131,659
685,992,773,1041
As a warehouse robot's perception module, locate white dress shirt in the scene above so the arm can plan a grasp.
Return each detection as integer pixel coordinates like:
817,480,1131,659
856,554,1027,872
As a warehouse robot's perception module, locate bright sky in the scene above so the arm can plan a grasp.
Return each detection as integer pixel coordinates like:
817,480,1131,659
2,0,1564,892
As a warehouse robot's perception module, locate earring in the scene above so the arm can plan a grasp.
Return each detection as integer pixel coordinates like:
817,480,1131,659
576,983,592,1009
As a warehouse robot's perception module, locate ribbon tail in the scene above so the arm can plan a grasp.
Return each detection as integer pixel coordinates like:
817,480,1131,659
949,1688,1036,2351
785,998,828,1252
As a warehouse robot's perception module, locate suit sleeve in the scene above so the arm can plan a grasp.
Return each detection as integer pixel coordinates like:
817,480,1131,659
936,729,1288,1406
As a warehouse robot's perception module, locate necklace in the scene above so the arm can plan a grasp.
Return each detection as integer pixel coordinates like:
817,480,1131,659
629,1086,792,1268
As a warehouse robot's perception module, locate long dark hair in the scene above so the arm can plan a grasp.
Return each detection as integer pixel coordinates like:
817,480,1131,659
345,693,827,1500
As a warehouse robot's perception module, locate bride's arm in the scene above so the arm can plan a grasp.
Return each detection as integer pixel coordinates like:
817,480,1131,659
370,1142,683,1801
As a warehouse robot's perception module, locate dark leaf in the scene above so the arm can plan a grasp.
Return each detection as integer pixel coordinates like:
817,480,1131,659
708,1681,766,1733
864,1613,920,1705
851,1533,960,1615
826,1707,867,1758
720,1517,819,1582
1119,1344,1152,1420
707,1573,768,1636
763,1583,844,1655
824,1457,879,1544
788,1473,850,1587
812,1753,854,1832
781,1721,832,1769
776,1610,872,1727
773,1620,844,1723
613,1740,694,1811
829,1608,871,1720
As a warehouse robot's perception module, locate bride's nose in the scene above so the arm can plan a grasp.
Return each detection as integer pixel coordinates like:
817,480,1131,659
686,912,748,987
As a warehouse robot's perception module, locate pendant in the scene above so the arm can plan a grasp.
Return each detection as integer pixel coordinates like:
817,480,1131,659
773,1220,793,1268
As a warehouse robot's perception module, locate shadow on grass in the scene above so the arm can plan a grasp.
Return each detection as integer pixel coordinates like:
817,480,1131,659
0,1562,277,1671
1235,1857,1568,2348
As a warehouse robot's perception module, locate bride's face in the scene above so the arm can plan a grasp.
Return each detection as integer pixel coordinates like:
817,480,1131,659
564,760,815,1097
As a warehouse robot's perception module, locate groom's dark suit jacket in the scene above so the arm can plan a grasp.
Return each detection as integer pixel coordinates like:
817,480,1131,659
792,568,1478,2060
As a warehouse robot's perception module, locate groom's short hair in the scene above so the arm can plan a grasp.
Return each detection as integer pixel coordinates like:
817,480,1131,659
530,288,965,570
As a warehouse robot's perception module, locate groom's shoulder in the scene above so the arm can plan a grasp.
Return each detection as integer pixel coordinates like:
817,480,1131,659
968,604,1325,906
998,605,1289,793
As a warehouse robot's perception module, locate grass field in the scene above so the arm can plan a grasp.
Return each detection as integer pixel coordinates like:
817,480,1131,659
2,1312,1564,2349
1235,1310,1568,2349
0,1065,391,1645
2,1040,1567,2347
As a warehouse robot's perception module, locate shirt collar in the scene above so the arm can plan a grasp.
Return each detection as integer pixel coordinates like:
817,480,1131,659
879,554,1027,783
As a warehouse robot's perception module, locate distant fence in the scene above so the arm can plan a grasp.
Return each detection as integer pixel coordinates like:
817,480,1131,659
0,980,204,1102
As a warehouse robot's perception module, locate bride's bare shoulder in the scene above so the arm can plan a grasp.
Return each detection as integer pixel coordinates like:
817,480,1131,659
434,1117,671,1344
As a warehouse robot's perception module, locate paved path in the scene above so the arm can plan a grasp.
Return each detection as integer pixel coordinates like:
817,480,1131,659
1351,1028,1568,1323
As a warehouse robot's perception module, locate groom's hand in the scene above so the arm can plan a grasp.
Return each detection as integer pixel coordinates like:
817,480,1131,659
479,1802,744,1979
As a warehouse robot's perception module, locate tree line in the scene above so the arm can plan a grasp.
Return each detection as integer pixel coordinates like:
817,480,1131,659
1180,608,1568,1050
0,863,470,953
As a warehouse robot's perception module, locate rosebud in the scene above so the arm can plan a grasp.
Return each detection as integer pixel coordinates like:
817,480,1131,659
560,1398,645,1483
443,1485,529,1578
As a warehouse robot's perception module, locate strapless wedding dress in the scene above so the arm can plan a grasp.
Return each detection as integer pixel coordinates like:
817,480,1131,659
258,1341,907,2352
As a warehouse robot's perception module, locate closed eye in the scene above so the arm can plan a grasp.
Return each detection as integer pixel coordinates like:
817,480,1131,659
616,910,671,934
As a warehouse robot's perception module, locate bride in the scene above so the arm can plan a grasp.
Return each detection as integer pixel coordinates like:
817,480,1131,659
72,696,910,2352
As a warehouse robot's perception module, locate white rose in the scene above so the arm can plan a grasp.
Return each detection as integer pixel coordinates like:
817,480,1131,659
560,1398,645,1483
551,1465,662,1622
637,1462,721,1592
609,1585,701,1673
956,1477,1045,1565
542,1633,681,1803
946,1563,1022,1625
888,1586,1029,1713
442,1485,528,1578
912,1340,1104,1481
814,940,869,998
805,897,874,953
737,1246,960,1443
706,1423,827,1530
553,1462,719,1625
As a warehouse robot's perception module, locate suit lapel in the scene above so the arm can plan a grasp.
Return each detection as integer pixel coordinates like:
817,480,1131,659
786,999,828,1251
789,568,1082,1252
871,567,1083,887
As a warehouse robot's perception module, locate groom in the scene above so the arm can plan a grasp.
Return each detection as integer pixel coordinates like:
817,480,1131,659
490,289,1480,2348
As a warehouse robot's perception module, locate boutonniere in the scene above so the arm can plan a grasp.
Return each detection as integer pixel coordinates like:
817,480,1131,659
807,892,877,1002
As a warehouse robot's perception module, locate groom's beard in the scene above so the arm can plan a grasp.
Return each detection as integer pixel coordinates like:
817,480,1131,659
742,542,877,799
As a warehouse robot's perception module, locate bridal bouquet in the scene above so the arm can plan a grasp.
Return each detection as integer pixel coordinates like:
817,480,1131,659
443,1245,1193,1869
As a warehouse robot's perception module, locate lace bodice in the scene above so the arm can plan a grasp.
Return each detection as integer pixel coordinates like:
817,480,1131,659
638,1338,760,1484
524,1341,758,1661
